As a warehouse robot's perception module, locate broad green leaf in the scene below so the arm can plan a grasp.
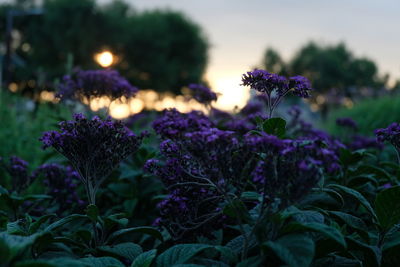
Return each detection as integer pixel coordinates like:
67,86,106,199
263,234,314,267
329,184,377,220
29,214,56,234
107,227,163,243
131,249,157,267
214,245,238,264
222,198,252,223
328,211,367,232
155,244,212,267
15,258,86,267
354,164,391,179
283,222,346,248
225,233,257,254
375,186,400,230
262,118,286,138
44,214,88,233
236,256,262,267
98,242,142,261
0,232,41,261
346,236,381,266
86,204,99,222
383,231,400,251
0,237,11,263
80,257,124,267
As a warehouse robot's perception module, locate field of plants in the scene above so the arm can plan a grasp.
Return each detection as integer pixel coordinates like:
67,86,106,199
1,69,400,267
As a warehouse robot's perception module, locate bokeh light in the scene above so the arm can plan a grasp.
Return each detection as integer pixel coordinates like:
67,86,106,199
95,51,114,68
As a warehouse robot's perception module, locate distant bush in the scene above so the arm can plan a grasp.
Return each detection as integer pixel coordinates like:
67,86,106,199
324,94,400,136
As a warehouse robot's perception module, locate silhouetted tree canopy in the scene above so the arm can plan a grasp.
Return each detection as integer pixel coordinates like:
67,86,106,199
263,42,387,100
0,0,209,94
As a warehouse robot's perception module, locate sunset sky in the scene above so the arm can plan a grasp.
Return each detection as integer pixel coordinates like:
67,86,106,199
99,0,400,109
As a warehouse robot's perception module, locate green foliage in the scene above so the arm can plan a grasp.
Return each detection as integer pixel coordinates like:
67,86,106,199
263,234,315,267
1,0,208,94
375,186,400,231
325,94,400,136
262,117,286,138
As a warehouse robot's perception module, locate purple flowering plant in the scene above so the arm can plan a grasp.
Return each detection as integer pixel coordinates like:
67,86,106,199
57,69,138,111
242,69,312,118
40,113,145,205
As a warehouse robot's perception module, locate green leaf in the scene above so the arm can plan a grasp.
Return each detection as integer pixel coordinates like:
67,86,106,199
346,236,381,266
131,249,157,267
155,244,212,267
240,191,261,201
236,256,262,267
0,232,41,261
262,117,286,138
214,245,238,264
283,222,347,248
0,237,11,263
383,231,400,251
263,234,314,267
339,148,364,166
222,198,252,223
98,242,142,261
329,184,377,220
86,204,99,222
29,214,56,234
80,257,124,267
44,214,88,233
328,211,367,231
375,186,400,230
107,227,163,243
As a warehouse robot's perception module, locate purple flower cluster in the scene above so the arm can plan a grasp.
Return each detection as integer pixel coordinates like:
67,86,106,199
188,84,218,106
349,135,383,151
57,69,138,102
375,122,400,147
336,117,358,130
152,108,213,140
241,69,312,118
40,113,144,204
32,163,85,214
145,128,250,241
0,156,32,193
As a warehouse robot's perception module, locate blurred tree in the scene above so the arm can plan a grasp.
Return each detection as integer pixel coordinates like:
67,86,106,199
0,0,208,95
263,48,286,75
123,10,208,94
263,42,387,117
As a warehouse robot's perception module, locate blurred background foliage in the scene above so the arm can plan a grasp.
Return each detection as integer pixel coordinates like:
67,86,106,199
262,42,396,118
0,0,400,143
0,0,208,95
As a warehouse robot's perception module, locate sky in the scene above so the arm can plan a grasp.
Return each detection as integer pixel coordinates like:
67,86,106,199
3,0,399,110
97,0,400,109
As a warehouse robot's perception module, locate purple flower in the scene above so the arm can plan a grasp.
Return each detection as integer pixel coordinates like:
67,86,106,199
0,156,32,193
57,69,138,102
289,75,312,98
188,84,218,105
40,113,144,204
152,109,213,139
336,117,358,130
241,69,312,118
375,122,400,145
32,163,85,214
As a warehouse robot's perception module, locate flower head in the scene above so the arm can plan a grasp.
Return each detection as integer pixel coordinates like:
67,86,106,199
188,84,218,105
0,156,32,193
32,163,85,214
40,113,144,203
57,69,138,102
289,75,312,98
336,117,358,130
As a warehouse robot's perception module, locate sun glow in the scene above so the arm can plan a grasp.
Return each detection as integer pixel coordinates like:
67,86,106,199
212,75,250,111
95,51,114,68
